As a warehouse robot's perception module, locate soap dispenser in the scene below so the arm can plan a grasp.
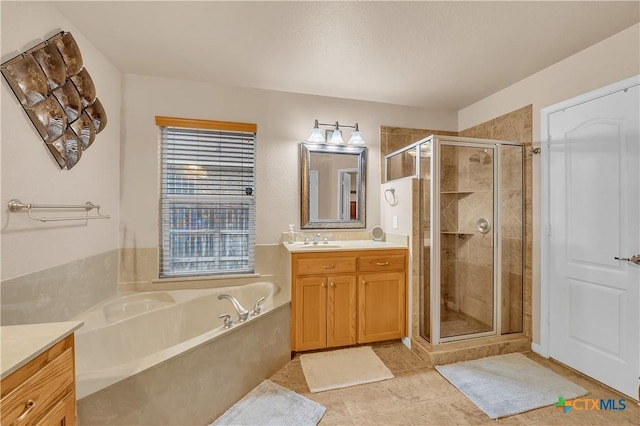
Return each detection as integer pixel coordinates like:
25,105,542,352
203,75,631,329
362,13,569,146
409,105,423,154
287,224,295,244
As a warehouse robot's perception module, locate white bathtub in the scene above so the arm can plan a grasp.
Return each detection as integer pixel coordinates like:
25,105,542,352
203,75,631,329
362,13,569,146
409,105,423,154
74,281,280,400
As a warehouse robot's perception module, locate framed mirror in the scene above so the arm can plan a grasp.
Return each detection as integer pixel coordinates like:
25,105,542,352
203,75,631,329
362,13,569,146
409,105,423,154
301,142,366,229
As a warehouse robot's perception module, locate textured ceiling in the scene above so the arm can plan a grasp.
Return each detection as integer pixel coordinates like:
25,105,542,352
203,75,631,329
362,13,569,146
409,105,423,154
53,1,640,110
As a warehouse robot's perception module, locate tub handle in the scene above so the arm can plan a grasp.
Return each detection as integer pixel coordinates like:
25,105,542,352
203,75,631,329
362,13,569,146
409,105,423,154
252,297,265,316
219,314,233,329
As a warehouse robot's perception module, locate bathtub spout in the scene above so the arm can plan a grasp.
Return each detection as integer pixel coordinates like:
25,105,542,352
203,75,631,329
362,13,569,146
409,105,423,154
218,294,249,322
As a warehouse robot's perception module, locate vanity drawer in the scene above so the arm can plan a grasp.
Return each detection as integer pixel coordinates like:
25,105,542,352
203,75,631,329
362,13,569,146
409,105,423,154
359,252,406,272
1,348,74,426
295,256,357,275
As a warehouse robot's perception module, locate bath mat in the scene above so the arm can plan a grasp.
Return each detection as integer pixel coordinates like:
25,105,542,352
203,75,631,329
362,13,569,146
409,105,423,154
435,353,588,419
300,346,394,393
210,380,325,426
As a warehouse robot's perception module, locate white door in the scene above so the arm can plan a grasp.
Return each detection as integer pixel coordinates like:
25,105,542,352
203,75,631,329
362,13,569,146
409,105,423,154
547,81,639,398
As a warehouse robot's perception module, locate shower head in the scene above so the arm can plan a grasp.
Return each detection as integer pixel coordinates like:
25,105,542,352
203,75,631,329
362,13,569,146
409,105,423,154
469,149,492,165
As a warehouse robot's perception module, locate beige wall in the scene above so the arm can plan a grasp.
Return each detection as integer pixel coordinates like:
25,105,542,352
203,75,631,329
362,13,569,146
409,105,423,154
458,23,640,345
120,73,457,253
1,1,121,280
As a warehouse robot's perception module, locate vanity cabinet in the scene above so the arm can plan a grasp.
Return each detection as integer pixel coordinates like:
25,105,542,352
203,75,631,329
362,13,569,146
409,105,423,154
1,334,77,426
291,249,407,352
358,252,407,343
293,254,357,351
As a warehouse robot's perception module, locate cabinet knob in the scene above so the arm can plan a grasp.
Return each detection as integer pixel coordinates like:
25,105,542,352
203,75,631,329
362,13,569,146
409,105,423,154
321,282,326,288
330,282,335,287
321,264,335,269
362,280,367,285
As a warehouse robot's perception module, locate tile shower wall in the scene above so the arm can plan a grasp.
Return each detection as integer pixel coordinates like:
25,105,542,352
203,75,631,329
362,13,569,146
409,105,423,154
440,145,496,330
380,126,457,183
460,105,532,338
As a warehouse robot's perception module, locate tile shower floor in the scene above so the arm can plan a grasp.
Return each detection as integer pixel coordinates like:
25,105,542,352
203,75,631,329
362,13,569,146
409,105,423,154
270,341,639,425
440,308,492,338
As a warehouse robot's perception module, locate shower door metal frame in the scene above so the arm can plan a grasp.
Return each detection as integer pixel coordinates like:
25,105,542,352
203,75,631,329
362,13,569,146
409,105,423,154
430,136,525,345
384,135,525,346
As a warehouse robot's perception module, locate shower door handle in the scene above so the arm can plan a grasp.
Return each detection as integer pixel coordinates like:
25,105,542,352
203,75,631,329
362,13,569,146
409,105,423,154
614,255,640,265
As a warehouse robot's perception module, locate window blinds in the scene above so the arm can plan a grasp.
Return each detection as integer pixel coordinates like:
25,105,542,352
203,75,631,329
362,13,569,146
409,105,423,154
159,123,256,277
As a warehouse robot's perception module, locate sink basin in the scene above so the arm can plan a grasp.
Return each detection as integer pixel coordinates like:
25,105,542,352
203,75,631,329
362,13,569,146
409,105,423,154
297,244,342,249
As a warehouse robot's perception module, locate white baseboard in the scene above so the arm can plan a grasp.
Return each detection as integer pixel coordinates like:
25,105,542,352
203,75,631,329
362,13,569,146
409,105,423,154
531,342,544,356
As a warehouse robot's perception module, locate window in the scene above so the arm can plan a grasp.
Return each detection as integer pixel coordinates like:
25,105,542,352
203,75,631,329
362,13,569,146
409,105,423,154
156,116,256,277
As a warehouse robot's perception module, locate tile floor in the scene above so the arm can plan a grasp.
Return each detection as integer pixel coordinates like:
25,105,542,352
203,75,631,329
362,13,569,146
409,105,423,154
269,341,639,425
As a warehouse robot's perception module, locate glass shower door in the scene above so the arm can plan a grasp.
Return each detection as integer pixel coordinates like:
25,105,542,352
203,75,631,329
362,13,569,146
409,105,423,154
438,143,496,340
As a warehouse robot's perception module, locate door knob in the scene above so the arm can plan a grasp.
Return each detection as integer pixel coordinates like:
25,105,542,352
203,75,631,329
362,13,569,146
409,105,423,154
614,254,640,265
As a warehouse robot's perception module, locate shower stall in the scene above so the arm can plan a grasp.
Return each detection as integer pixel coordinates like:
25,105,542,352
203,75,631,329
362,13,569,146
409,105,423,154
385,135,524,346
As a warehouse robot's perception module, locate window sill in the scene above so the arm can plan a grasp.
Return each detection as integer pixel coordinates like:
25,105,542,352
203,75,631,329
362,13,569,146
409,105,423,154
152,273,261,284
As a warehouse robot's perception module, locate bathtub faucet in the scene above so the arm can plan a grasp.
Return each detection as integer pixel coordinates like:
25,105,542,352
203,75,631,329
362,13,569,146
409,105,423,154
218,294,249,322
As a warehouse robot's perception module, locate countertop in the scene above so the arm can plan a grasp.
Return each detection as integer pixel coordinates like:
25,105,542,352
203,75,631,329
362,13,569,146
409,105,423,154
1,321,83,380
283,239,408,253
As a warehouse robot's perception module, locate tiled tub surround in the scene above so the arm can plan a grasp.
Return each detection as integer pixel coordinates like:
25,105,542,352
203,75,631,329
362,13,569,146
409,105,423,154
75,281,290,425
119,243,288,292
0,249,119,325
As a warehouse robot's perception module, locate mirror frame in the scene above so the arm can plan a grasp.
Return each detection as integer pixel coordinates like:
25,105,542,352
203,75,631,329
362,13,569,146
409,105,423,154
300,142,367,229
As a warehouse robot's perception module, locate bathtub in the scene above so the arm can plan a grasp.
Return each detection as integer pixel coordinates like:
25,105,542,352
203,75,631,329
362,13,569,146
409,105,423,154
74,281,291,425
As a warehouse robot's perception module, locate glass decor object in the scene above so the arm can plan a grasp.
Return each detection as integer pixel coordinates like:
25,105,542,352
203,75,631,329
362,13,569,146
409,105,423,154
70,112,95,149
48,129,82,169
52,32,83,76
1,31,107,170
70,68,96,107
26,95,67,142
52,81,82,122
84,98,107,133
1,54,49,106
31,42,67,91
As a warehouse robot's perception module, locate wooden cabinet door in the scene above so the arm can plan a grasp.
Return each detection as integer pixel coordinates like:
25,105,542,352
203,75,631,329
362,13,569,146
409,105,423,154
358,272,406,343
294,276,327,351
327,275,357,348
35,393,76,426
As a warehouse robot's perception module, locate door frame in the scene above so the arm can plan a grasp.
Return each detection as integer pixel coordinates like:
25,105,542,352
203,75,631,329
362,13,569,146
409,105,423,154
336,168,358,220
539,75,640,358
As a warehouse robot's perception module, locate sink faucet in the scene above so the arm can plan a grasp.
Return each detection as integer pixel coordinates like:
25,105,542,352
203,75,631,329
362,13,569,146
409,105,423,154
218,294,249,322
313,232,321,245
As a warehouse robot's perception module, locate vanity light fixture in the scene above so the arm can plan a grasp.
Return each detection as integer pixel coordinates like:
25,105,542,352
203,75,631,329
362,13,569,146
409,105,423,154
306,119,365,145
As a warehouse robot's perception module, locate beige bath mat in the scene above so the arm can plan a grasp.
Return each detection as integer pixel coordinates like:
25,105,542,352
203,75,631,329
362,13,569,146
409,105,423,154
300,346,394,393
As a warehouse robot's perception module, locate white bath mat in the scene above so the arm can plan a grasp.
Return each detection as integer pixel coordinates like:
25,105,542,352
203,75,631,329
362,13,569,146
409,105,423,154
435,353,588,419
300,346,394,393
210,380,325,426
